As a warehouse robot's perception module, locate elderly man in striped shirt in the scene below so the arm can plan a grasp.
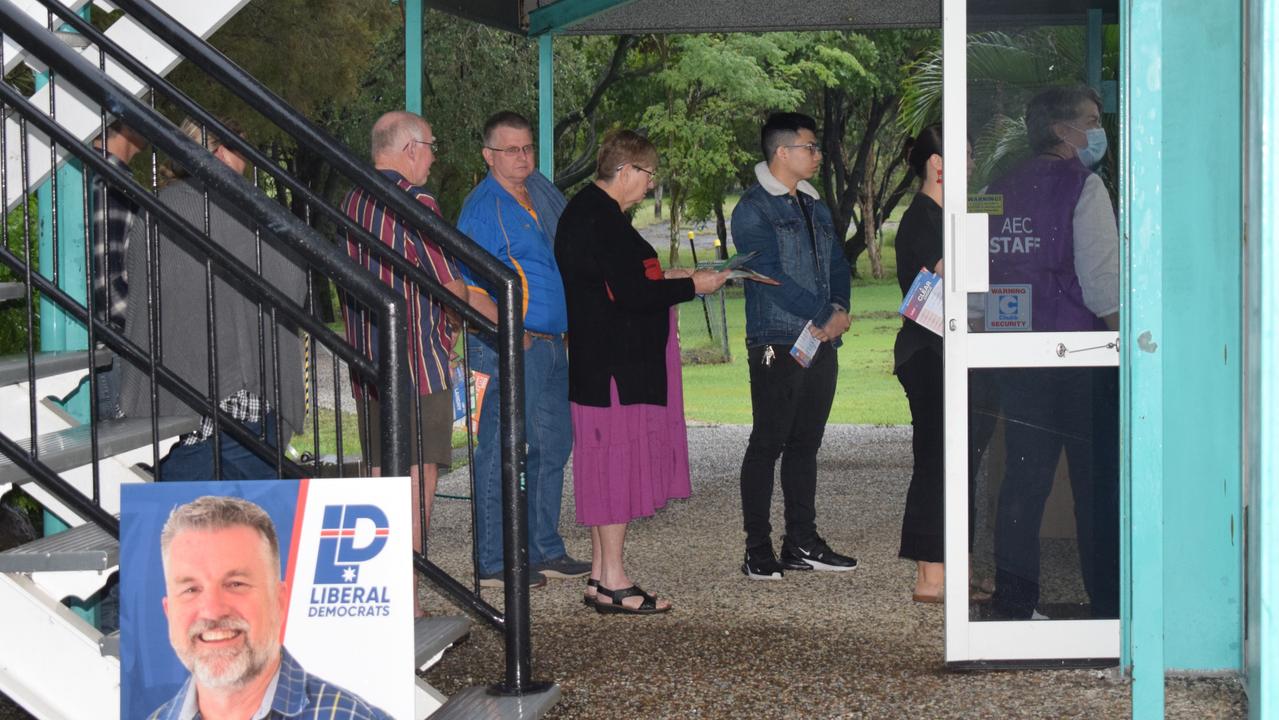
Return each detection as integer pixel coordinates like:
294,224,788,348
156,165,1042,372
341,112,491,602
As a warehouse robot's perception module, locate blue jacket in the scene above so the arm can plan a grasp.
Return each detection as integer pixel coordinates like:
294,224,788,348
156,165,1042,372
456,170,568,334
731,162,851,348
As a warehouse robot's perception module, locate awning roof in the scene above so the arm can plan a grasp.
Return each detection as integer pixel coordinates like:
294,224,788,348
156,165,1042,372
425,0,1119,36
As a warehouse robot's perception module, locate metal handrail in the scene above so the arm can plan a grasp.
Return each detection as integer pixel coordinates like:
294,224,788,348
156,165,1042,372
2,0,543,694
29,0,498,336
0,1,414,476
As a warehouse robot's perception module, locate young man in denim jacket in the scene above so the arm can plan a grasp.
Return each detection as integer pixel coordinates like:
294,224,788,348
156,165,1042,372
732,112,858,580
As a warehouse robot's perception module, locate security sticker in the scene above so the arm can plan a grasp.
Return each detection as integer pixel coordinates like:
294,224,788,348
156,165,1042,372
985,284,1032,331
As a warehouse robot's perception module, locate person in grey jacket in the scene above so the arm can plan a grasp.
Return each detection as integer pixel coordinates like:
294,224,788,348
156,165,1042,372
118,118,306,480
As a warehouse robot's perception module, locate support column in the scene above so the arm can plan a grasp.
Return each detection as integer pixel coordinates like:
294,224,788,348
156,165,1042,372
405,0,423,114
1123,0,1164,715
538,34,554,179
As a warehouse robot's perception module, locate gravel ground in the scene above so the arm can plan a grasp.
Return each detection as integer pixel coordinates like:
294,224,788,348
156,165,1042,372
416,424,1246,719
0,426,1244,719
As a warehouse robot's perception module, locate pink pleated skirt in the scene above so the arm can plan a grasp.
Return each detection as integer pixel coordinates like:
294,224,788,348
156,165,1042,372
570,307,691,526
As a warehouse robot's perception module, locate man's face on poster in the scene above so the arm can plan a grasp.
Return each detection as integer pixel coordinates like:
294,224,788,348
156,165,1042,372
161,525,287,689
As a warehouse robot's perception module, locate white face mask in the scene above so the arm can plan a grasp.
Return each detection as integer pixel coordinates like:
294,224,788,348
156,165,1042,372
1067,125,1108,167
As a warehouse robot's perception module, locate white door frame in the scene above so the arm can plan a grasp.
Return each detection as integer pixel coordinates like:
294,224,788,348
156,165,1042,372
940,0,1121,665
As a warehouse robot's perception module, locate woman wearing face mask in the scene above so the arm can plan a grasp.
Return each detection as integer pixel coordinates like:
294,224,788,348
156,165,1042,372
981,85,1121,620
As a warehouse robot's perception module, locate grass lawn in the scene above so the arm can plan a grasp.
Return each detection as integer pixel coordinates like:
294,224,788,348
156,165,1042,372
678,247,908,425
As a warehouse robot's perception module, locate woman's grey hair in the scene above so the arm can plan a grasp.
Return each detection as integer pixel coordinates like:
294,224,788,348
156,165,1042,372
160,495,281,577
1025,85,1103,154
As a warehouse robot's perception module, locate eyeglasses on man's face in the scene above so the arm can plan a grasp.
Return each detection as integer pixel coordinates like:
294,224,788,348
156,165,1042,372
487,144,537,157
783,143,822,155
405,138,439,153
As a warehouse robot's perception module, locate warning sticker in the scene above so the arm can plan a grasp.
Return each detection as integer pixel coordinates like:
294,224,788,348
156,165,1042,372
985,284,1032,331
968,194,1004,215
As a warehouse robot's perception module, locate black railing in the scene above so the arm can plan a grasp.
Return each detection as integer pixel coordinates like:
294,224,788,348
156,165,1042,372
0,0,543,696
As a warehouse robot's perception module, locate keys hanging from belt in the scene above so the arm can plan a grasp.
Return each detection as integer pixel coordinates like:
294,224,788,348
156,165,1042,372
762,345,775,367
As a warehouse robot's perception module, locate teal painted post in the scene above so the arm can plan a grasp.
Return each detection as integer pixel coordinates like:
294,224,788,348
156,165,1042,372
1245,0,1278,715
405,0,423,114
1160,0,1243,674
538,34,554,178
1123,0,1163,714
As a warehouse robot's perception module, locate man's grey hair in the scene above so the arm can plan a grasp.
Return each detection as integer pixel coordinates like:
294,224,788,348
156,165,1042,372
370,110,427,161
160,495,282,578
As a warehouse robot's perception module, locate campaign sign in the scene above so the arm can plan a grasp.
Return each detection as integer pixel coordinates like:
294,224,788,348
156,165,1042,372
119,478,413,720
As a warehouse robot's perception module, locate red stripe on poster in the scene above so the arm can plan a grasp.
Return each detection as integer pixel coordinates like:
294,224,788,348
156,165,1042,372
279,477,310,642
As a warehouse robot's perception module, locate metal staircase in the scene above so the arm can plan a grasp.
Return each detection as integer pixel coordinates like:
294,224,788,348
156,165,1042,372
0,0,557,717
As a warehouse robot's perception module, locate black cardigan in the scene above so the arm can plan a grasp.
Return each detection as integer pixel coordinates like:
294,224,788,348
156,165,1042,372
555,183,696,407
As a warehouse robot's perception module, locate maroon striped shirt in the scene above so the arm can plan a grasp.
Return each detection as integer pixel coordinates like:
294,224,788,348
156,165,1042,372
341,170,458,397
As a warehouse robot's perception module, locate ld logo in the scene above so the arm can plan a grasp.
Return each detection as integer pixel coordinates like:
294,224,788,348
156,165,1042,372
314,505,389,585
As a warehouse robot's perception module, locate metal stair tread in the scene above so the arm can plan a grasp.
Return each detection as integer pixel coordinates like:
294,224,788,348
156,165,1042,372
0,349,114,386
0,282,23,302
99,630,119,658
0,415,199,484
429,685,561,720
415,615,470,668
0,518,118,572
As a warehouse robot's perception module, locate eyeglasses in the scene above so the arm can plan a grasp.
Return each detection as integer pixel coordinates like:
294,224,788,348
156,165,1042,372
405,138,439,153
620,164,656,183
783,143,822,155
486,144,537,157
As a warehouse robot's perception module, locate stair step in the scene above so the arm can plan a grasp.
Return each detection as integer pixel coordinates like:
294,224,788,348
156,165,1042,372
0,415,199,485
415,615,470,670
0,349,114,386
0,282,24,302
0,520,117,572
430,685,560,720
99,630,119,658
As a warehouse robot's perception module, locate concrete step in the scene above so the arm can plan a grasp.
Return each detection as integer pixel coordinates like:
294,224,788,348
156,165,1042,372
429,685,560,720
0,415,197,486
415,615,470,671
0,518,116,573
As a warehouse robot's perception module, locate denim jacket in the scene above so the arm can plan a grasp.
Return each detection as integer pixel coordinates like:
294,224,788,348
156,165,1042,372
731,162,851,348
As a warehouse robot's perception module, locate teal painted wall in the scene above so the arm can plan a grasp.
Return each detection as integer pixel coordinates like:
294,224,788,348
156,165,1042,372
1244,0,1278,714
1159,0,1243,671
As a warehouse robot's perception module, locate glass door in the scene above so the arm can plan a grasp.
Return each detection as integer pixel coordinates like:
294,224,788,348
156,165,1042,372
942,0,1122,665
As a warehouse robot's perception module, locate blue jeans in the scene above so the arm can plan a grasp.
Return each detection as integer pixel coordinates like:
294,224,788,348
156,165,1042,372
157,412,283,481
468,335,572,576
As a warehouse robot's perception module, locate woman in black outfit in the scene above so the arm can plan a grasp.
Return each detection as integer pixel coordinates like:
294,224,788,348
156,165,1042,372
894,125,954,602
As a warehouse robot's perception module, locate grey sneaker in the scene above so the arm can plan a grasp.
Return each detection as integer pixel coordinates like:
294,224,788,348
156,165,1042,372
478,569,547,589
532,554,592,579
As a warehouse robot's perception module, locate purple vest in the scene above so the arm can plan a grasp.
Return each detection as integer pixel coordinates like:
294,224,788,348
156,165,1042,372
985,156,1104,332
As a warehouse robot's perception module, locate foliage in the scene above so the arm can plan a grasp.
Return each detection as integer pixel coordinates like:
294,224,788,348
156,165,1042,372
0,201,40,354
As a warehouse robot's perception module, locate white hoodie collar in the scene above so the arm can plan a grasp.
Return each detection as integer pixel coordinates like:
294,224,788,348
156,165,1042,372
755,161,820,199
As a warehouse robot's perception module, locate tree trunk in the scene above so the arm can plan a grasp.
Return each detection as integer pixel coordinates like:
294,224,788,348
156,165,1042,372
713,195,728,259
862,191,884,279
653,183,663,220
667,185,684,268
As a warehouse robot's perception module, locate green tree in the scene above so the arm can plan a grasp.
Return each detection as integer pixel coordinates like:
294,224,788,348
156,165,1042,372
638,34,803,266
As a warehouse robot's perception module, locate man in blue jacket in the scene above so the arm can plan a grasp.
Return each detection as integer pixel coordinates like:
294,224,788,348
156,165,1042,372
456,111,590,588
732,112,858,580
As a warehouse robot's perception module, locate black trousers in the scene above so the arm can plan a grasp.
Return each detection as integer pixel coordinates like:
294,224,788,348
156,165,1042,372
895,349,997,563
740,342,838,550
991,366,1119,618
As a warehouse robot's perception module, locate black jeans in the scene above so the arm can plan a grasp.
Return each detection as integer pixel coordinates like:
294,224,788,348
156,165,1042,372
740,342,838,550
991,367,1119,618
896,350,998,563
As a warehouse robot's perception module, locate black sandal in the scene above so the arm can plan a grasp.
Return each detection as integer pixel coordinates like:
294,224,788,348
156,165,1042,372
582,578,600,606
594,584,671,615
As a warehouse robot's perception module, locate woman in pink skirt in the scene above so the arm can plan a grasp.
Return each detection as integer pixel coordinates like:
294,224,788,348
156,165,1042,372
554,130,728,614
